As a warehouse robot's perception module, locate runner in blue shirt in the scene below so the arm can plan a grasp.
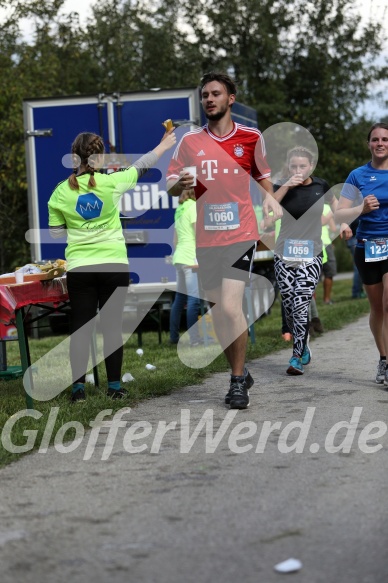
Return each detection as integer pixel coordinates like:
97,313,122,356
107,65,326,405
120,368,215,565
335,122,388,385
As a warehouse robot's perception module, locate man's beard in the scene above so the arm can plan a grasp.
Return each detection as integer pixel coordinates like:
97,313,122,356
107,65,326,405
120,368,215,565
205,107,228,121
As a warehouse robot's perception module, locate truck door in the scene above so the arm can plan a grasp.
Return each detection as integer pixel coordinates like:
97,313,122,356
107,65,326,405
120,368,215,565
115,90,199,285
24,96,110,263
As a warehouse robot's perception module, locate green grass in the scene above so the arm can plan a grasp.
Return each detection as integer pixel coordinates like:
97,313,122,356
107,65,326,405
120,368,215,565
0,279,369,467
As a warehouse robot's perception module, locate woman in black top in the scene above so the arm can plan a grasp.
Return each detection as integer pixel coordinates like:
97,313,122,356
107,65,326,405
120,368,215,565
272,146,340,375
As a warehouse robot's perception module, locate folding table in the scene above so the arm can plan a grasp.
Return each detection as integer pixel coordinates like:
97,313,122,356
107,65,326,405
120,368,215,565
0,277,98,409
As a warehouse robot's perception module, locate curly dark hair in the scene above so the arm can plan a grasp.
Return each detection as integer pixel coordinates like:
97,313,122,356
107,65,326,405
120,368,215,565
200,72,237,96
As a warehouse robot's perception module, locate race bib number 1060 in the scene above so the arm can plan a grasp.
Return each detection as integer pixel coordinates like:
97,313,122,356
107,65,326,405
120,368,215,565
204,202,240,231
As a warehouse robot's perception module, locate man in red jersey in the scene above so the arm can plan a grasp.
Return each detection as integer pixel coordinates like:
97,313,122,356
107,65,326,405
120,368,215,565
167,72,281,409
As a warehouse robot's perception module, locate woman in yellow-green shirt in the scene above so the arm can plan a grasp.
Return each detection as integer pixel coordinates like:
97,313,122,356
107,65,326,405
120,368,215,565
49,130,176,402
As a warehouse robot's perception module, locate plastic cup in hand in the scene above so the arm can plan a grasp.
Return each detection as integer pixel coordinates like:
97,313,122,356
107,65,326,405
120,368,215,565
14,271,24,284
183,166,197,187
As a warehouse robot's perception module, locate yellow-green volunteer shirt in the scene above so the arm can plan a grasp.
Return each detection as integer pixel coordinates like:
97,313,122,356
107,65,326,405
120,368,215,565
48,168,137,270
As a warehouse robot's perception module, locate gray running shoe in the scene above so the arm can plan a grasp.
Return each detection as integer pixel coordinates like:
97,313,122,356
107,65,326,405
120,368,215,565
229,378,250,409
376,360,386,384
225,368,254,405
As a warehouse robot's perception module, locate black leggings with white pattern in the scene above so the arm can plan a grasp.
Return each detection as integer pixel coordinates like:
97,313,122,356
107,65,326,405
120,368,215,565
274,255,322,358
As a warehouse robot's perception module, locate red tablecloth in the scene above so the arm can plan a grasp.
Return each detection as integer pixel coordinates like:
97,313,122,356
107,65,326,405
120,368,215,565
0,276,68,325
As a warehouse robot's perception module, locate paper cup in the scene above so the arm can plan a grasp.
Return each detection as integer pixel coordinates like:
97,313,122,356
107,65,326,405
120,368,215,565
14,271,24,284
183,166,197,187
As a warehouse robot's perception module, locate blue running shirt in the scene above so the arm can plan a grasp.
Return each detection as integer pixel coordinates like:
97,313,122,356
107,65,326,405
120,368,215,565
341,162,388,242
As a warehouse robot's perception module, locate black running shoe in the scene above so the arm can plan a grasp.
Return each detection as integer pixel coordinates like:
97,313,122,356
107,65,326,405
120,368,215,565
107,388,128,399
229,377,250,409
71,389,86,403
225,368,253,405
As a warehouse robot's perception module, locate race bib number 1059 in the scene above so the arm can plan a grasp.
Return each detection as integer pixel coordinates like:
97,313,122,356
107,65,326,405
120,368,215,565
283,239,314,262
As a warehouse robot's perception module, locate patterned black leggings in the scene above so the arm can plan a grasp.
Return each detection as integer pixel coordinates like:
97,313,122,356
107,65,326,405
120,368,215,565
274,255,322,358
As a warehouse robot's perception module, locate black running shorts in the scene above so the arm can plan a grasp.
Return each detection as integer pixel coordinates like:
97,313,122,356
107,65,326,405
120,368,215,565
355,245,388,285
196,241,256,291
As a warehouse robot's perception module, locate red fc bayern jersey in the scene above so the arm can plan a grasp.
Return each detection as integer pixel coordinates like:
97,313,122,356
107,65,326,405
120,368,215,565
167,123,271,247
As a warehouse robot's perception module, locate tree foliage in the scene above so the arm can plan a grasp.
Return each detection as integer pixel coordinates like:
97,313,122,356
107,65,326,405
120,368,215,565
0,0,386,271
